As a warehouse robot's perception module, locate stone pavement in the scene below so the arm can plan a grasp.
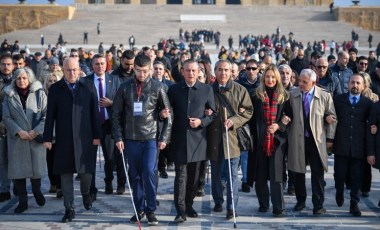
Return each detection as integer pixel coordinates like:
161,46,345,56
0,154,380,230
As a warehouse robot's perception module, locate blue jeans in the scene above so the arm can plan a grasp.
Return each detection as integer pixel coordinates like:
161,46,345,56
0,137,10,193
125,139,157,213
211,151,239,211
240,151,248,183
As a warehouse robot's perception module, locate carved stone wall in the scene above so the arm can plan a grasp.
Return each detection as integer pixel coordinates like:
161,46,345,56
0,5,75,35
75,0,331,5
335,7,380,32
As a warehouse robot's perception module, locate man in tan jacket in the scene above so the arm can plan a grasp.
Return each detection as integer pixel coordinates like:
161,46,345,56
284,68,337,215
207,60,253,219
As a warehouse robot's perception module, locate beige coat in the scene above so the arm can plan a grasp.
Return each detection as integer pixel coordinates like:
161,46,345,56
287,86,337,173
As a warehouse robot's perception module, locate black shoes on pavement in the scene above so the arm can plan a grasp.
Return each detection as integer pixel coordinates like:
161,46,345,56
62,209,75,223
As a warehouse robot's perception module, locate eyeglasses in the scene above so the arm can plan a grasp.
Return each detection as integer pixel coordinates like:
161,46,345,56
317,66,328,69
359,62,368,66
246,67,258,71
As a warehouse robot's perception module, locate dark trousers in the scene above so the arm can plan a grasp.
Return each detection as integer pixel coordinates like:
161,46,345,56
61,173,92,210
197,160,208,189
294,137,325,210
46,144,61,189
282,141,295,187
157,144,172,171
91,120,116,192
361,161,372,193
174,161,200,215
126,139,157,212
255,154,284,212
13,178,41,204
334,154,364,205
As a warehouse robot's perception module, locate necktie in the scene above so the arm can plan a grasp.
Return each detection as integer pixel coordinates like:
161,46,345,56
98,78,105,124
352,96,357,106
219,86,225,93
303,92,310,116
303,92,310,137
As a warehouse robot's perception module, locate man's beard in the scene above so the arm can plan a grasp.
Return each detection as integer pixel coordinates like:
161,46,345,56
350,88,359,94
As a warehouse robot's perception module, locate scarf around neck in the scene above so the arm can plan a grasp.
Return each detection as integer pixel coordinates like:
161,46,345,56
263,89,278,157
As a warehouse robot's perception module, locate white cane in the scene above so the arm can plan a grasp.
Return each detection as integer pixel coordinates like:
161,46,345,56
120,149,142,230
224,107,237,228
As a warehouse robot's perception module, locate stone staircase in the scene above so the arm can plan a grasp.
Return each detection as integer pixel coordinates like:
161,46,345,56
0,5,378,53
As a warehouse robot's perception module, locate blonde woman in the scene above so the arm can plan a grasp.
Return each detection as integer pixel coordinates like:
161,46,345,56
247,64,289,216
43,73,63,198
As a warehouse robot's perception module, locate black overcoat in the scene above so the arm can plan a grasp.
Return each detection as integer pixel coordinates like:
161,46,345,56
369,101,380,169
43,78,101,174
333,93,374,159
167,80,216,164
247,95,287,186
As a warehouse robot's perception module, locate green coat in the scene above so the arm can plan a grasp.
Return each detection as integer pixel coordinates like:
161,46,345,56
207,79,253,161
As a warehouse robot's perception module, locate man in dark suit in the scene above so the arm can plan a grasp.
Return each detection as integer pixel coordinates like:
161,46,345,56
43,57,101,223
166,59,216,222
333,73,375,217
86,54,121,197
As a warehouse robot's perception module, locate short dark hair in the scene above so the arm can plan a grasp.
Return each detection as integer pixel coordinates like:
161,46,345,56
246,59,258,66
134,54,151,67
12,54,23,61
357,56,368,62
93,54,105,61
122,50,135,60
0,53,12,62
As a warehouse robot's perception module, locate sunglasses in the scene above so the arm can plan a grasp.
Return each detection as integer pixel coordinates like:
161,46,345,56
317,66,328,69
246,67,258,71
359,62,368,66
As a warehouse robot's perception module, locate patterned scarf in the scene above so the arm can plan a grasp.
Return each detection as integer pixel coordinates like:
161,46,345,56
263,90,278,157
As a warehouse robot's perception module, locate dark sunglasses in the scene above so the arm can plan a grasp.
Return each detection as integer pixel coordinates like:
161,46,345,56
246,67,258,71
317,66,328,69
359,62,368,66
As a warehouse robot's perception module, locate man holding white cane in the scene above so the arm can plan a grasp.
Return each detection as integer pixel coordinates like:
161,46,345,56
207,60,253,221
112,54,172,226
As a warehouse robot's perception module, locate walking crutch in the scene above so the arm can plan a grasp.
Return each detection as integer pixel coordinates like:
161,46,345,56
224,107,237,228
120,149,142,230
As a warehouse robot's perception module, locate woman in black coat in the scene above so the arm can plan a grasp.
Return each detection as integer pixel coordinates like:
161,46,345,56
247,64,289,216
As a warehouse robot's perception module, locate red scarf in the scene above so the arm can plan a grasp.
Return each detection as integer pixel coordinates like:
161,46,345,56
263,91,278,157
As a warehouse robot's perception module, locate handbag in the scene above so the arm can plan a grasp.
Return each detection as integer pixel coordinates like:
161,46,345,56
32,90,44,143
215,91,254,152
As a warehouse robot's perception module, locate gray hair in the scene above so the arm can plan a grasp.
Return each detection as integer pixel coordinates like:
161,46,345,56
214,59,232,72
300,68,317,82
278,64,292,73
12,67,36,87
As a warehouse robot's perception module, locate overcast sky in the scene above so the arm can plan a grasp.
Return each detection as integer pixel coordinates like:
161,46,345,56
1,0,379,6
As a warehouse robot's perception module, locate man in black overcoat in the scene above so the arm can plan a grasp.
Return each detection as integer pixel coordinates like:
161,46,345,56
333,73,375,217
167,59,216,222
43,58,101,223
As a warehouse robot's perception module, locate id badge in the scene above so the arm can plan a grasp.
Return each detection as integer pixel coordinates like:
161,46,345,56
133,102,143,116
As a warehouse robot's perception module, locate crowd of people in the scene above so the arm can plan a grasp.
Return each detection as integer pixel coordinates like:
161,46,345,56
0,32,380,227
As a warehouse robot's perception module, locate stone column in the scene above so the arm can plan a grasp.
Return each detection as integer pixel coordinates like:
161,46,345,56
156,0,166,4
215,0,225,6
104,0,114,4
130,0,141,4
241,0,251,6
183,0,192,5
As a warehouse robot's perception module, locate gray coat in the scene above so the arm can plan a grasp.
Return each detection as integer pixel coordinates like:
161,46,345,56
3,81,47,179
